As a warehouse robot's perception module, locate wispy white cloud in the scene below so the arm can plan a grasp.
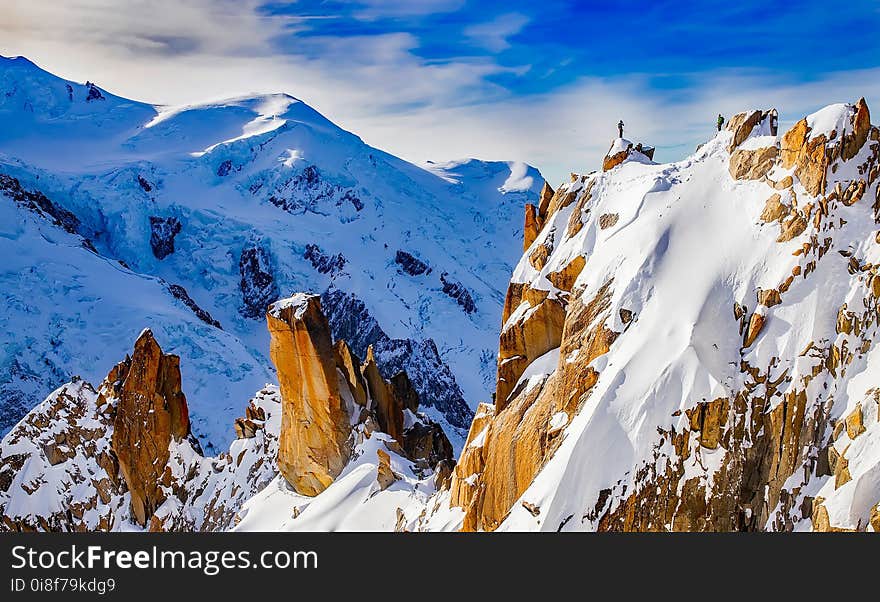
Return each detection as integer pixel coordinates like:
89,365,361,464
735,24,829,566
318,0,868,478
350,0,466,20
352,68,880,184
2,1,878,185
2,0,294,57
464,13,530,53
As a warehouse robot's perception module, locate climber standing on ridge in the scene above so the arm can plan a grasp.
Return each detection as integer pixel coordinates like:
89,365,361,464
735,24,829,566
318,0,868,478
617,119,624,138
717,113,725,131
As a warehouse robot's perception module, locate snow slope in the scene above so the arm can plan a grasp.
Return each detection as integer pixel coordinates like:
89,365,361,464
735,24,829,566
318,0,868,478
488,103,880,531
0,55,543,450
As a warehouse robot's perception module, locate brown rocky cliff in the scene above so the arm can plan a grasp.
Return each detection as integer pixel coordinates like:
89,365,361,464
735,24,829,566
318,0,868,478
456,280,615,531
450,170,616,530
362,346,404,442
267,293,453,494
110,329,192,527
267,294,353,496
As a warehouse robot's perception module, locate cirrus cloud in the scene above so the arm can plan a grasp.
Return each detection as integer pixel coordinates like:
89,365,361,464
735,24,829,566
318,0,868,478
1,0,878,184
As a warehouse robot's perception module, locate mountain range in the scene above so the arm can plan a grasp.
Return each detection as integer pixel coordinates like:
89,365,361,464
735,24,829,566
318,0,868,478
2,57,879,532
0,55,544,453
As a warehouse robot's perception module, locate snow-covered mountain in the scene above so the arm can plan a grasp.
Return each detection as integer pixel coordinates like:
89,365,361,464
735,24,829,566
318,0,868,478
442,101,880,532
4,54,880,533
0,55,544,451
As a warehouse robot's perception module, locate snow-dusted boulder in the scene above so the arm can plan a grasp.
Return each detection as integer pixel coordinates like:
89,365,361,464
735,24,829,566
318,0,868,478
602,137,656,171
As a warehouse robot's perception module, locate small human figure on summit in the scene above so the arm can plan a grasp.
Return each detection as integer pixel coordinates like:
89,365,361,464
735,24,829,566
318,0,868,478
717,113,725,131
617,120,624,138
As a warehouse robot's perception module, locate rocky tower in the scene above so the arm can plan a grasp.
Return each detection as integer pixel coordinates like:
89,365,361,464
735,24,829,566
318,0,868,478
449,99,880,532
0,330,198,531
110,329,192,527
267,293,454,496
267,294,353,496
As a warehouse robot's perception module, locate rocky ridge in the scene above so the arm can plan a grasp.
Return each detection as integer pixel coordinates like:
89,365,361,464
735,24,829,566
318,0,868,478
0,295,453,531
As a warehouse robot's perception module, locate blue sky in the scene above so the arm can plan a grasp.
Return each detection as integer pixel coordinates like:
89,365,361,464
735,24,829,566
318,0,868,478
3,0,880,183
267,1,880,90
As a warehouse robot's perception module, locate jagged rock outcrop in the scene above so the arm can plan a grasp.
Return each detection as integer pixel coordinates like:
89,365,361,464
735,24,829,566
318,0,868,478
523,182,555,251
455,279,616,530
267,293,455,496
85,83,105,102
726,109,765,152
0,331,201,531
320,288,473,430
149,216,181,260
217,159,234,177
362,346,405,443
267,294,353,496
0,378,121,531
401,420,454,472
778,99,870,196
440,272,477,314
496,293,566,409
137,175,153,193
110,329,194,527
602,138,655,171
304,243,347,276
166,284,222,328
524,203,541,250
726,109,780,181
395,250,431,276
239,243,278,319
334,339,369,407
729,145,779,181
376,448,398,490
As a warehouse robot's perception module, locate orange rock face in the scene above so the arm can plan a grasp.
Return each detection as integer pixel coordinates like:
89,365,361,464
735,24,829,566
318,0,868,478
110,329,192,527
726,110,764,152
743,313,765,348
267,294,353,496
376,448,396,490
603,149,629,172
780,119,828,196
760,194,789,223
362,346,404,443
603,141,654,171
523,203,541,250
537,181,554,221
334,340,368,408
268,294,454,496
449,403,495,530
729,146,778,181
546,256,586,293
843,97,871,161
453,280,616,531
496,295,566,409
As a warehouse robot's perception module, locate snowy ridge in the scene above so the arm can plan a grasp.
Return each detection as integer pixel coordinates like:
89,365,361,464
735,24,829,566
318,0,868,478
482,101,880,531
